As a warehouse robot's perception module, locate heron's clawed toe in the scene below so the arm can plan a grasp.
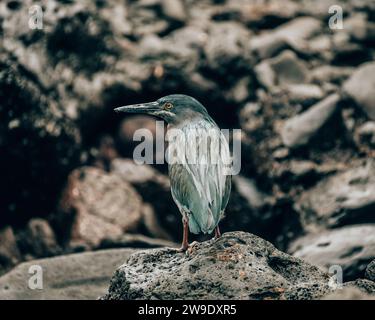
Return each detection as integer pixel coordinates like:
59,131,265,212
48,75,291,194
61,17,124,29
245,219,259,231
190,241,199,247
187,241,199,254
176,244,189,252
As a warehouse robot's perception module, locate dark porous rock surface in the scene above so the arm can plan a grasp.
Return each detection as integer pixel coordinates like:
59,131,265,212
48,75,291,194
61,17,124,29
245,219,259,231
322,285,375,300
342,279,375,296
102,231,332,300
365,260,375,282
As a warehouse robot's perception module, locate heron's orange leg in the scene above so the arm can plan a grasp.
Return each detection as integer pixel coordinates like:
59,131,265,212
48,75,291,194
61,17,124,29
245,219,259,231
214,225,221,239
179,219,189,251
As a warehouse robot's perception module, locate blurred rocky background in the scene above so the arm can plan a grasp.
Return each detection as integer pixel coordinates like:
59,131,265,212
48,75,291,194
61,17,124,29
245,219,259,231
0,0,374,297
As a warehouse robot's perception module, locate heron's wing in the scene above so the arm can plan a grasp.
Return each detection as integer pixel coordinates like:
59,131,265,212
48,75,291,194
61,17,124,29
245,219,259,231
221,174,232,212
169,125,231,233
169,164,207,214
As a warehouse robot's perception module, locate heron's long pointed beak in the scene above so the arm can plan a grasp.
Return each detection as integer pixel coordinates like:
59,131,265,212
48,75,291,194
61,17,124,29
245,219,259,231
114,101,159,114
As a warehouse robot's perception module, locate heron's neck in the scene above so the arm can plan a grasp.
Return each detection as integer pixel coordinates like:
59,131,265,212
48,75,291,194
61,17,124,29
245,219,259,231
167,114,216,131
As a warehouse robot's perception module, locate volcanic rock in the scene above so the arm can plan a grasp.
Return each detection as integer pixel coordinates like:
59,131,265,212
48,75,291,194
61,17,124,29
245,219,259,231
102,231,332,300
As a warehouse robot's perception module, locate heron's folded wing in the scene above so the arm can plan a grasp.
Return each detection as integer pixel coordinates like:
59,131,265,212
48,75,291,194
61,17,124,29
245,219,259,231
169,163,209,220
170,133,231,226
221,174,232,212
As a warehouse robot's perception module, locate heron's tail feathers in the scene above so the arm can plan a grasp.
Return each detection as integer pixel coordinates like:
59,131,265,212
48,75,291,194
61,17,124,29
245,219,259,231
188,209,217,234
188,215,201,234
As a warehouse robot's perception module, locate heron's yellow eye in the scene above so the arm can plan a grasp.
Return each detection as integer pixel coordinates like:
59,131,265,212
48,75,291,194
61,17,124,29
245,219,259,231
163,102,173,110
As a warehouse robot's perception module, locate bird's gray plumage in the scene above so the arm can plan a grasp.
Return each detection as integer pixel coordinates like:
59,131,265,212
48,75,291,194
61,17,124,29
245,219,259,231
115,94,232,239
168,118,231,234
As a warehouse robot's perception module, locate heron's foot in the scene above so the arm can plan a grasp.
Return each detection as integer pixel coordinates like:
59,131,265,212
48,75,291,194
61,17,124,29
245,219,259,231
176,244,189,252
187,241,199,254
190,240,199,246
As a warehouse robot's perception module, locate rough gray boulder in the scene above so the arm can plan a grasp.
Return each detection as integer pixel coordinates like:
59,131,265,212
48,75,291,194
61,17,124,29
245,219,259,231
111,159,177,241
355,121,375,149
343,62,375,120
0,226,21,273
288,224,375,281
204,22,253,76
16,218,61,259
273,16,322,46
366,260,375,282
297,160,375,229
285,84,324,105
0,248,135,300
281,93,340,148
255,50,310,91
58,166,144,249
102,231,332,300
250,17,321,59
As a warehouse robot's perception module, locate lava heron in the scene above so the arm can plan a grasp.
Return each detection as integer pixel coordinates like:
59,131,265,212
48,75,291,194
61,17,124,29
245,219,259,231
115,94,232,251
